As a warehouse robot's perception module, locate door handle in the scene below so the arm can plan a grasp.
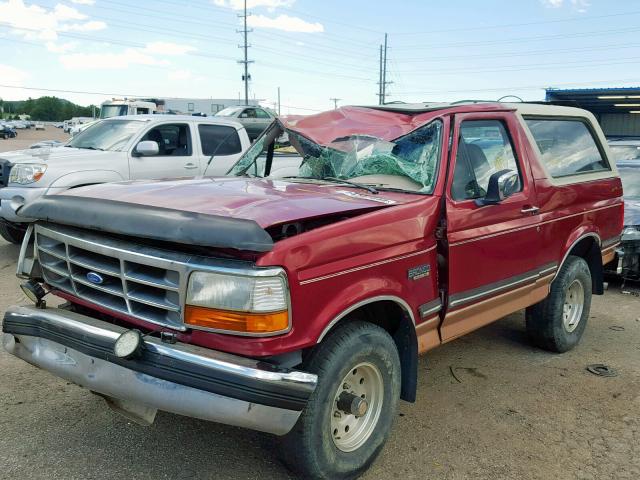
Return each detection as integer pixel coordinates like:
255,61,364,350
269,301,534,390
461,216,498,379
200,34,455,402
521,206,540,214
184,163,198,169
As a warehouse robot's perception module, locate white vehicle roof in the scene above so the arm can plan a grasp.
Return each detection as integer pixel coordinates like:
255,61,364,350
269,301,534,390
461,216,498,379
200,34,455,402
104,114,247,129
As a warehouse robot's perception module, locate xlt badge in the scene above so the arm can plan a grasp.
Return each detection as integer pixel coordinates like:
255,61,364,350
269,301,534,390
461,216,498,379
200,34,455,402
408,264,430,280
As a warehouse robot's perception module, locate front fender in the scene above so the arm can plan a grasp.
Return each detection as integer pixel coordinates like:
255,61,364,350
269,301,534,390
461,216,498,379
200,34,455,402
46,170,126,191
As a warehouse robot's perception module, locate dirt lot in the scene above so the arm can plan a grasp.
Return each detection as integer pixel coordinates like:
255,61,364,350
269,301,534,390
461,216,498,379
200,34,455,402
0,131,638,480
0,125,70,151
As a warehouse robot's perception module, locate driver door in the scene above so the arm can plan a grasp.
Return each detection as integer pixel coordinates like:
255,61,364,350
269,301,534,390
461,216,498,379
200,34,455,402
441,112,546,341
129,123,200,179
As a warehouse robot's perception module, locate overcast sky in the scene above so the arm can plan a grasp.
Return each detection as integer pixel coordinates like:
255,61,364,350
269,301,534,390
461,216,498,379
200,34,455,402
1,0,640,113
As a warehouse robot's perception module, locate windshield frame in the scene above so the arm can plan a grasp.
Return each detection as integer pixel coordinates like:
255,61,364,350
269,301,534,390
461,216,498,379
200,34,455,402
228,118,444,195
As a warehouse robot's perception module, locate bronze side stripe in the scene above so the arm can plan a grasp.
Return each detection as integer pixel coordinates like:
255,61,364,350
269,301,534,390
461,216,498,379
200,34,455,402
448,262,557,309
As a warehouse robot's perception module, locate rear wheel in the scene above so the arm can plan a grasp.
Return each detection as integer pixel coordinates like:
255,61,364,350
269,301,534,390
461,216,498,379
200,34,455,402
0,222,26,244
526,255,592,353
280,321,401,479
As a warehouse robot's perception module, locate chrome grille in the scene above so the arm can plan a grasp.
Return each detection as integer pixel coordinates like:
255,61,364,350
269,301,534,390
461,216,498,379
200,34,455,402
36,224,186,329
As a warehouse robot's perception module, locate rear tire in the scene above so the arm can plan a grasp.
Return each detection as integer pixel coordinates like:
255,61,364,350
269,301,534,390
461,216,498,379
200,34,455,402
526,255,592,353
280,321,401,480
0,222,26,244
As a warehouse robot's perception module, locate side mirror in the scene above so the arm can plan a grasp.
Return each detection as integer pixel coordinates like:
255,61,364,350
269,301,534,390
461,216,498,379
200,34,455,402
134,140,159,157
475,169,519,206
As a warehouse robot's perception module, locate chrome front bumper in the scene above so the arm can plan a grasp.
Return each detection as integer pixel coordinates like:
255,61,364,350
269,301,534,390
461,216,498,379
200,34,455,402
2,305,317,435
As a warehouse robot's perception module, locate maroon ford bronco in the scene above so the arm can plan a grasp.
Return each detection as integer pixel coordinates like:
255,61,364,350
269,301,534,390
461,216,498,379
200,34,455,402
4,102,623,479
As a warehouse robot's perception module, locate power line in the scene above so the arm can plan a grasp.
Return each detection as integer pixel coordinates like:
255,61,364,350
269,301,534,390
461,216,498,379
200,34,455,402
96,0,378,52
392,25,640,50
391,9,640,36
0,83,325,111
395,56,640,80
329,97,341,109
0,22,371,82
394,41,640,64
391,78,640,97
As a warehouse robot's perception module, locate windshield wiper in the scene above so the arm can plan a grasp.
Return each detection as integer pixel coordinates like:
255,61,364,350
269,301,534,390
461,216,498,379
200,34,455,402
282,176,380,194
323,177,379,194
75,146,104,151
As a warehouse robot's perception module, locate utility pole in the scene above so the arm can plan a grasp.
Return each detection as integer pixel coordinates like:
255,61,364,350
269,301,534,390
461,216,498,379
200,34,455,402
330,98,341,109
237,0,253,105
377,45,383,105
381,33,391,104
277,87,281,116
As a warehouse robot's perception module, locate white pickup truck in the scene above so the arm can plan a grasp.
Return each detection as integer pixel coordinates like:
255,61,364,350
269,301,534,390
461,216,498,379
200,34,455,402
0,115,251,243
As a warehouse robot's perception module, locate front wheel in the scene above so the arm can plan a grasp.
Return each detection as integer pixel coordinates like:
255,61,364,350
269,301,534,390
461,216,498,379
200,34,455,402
526,255,592,353
280,321,401,480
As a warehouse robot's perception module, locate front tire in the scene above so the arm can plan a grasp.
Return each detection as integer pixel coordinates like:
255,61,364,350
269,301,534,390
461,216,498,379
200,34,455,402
280,321,401,480
0,222,26,244
526,255,592,353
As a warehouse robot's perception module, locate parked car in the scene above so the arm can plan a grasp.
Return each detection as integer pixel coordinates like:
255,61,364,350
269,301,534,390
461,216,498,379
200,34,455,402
4,103,623,480
1,123,17,139
69,119,98,136
0,115,251,244
607,138,640,163
606,160,640,280
34,123,45,131
215,105,276,141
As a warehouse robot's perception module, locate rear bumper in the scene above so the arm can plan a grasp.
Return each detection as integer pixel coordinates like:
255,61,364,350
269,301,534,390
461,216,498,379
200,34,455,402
2,305,317,435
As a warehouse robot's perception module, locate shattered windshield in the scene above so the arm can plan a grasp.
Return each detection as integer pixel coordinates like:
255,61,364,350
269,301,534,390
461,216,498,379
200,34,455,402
229,120,442,194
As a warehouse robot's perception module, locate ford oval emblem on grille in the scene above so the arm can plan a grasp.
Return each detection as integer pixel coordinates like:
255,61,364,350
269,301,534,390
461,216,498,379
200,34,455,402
86,271,104,285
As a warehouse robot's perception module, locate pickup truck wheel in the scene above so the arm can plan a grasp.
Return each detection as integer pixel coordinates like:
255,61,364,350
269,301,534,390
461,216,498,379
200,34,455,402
0,223,26,245
280,321,401,480
526,255,592,353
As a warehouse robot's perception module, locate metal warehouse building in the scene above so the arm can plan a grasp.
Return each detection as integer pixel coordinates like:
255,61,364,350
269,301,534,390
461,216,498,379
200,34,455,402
545,87,640,137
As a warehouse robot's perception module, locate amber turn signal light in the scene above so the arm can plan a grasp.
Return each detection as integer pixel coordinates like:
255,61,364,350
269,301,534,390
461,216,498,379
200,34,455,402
185,305,289,334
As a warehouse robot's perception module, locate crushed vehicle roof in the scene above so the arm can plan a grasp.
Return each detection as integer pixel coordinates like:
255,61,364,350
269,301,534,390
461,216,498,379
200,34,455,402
282,102,594,146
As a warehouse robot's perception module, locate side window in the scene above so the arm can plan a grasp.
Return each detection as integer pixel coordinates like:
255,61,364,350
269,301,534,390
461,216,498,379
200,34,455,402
142,124,191,156
240,108,256,119
198,124,242,156
255,108,271,119
524,118,609,177
451,120,521,201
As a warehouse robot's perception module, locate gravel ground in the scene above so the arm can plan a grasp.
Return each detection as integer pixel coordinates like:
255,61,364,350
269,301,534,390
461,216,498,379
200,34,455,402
0,126,70,150
0,131,638,479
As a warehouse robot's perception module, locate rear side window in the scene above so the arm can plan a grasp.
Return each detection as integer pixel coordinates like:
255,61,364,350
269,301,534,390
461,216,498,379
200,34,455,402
198,124,242,156
524,118,609,177
255,108,271,119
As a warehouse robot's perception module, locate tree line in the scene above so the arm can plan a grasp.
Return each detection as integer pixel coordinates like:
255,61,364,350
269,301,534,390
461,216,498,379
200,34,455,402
0,97,99,121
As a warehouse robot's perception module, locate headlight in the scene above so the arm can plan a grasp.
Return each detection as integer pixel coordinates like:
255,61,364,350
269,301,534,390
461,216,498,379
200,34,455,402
185,270,289,335
9,164,47,184
621,226,640,242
